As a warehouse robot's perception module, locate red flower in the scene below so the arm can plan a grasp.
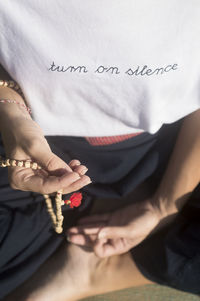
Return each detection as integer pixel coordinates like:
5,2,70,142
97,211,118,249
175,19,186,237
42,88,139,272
64,192,82,208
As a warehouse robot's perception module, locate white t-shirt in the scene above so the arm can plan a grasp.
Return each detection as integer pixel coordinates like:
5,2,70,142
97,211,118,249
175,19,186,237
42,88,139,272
0,0,200,136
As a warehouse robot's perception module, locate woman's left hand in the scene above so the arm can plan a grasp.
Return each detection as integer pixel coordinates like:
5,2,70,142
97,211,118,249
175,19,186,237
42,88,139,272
66,199,165,258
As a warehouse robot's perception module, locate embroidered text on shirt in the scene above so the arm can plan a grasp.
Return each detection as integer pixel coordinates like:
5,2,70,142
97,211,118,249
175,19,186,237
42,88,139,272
48,61,178,77
48,62,88,73
125,64,178,76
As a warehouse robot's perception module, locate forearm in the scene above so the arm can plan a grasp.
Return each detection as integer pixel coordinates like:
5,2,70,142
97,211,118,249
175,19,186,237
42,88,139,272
0,87,32,132
153,109,200,217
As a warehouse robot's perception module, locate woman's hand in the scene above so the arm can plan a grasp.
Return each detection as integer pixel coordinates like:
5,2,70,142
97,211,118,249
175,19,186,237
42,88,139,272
66,199,164,258
0,106,91,195
67,109,200,257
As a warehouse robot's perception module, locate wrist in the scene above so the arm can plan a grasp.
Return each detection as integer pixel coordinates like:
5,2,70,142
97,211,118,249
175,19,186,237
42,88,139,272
0,100,31,119
151,179,198,219
150,194,178,219
0,93,32,133
0,86,31,116
147,196,179,234
0,106,32,134
0,117,45,159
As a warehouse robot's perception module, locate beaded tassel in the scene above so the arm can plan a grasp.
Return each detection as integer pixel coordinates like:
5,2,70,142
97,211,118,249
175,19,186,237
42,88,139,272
0,156,65,234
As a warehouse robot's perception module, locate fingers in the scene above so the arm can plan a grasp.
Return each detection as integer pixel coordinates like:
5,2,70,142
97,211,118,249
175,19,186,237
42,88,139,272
41,171,88,194
67,233,98,247
9,156,91,194
68,159,81,168
97,226,129,239
73,165,88,176
62,174,91,194
68,223,129,241
31,147,73,174
67,224,104,247
66,222,131,258
67,231,130,258
68,224,106,235
29,144,88,179
4,121,91,193
67,223,105,248
51,158,90,193
66,213,110,244
12,167,91,194
67,232,115,257
94,239,116,257
94,238,129,258
12,167,80,194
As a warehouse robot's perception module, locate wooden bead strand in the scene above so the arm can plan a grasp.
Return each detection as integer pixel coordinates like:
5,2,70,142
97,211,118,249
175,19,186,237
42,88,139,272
0,80,68,233
0,155,65,234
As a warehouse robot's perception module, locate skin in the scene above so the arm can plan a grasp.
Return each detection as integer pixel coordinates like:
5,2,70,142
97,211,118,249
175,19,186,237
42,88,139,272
67,109,200,258
0,86,92,195
3,184,154,301
0,79,153,301
1,71,200,299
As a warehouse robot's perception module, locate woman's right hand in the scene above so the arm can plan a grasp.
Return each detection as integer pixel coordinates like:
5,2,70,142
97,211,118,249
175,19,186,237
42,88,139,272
0,92,91,195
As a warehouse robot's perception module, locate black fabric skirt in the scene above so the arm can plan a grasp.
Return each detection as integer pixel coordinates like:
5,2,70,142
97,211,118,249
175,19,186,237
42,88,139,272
0,117,200,299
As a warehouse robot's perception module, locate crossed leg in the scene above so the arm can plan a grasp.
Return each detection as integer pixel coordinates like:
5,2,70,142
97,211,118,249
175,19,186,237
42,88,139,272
3,181,155,301
3,242,152,301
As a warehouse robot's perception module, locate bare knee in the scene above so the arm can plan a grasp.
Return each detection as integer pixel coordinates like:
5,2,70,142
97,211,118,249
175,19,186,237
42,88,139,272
90,251,152,296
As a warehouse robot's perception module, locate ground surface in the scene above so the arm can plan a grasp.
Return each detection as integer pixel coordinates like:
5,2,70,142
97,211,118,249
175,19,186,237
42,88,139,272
82,284,200,301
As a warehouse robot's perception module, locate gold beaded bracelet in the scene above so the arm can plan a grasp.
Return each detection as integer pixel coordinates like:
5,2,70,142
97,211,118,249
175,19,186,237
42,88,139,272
0,99,32,114
0,156,65,233
0,79,25,99
0,79,32,115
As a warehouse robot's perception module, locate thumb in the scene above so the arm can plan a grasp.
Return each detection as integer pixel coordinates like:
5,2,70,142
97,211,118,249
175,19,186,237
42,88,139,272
98,226,128,240
28,138,72,174
18,139,82,194
39,152,72,176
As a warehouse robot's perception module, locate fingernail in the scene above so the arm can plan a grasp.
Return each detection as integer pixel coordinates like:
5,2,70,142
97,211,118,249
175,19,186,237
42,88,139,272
70,159,81,166
85,179,92,184
66,235,71,242
74,172,81,180
98,231,106,239
80,168,88,175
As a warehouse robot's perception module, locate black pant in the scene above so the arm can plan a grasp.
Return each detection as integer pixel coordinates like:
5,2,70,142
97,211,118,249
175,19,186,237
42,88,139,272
1,118,200,298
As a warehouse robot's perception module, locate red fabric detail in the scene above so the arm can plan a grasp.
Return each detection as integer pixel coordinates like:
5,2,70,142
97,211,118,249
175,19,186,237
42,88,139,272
65,192,82,208
85,133,143,146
